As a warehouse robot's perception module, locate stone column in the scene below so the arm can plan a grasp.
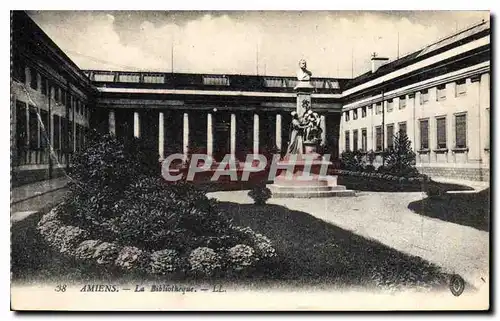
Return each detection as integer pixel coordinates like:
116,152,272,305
275,113,282,152
479,73,490,157
207,112,213,157
320,114,326,146
133,111,140,138
253,113,259,155
468,76,481,162
158,112,164,160
183,112,189,159
108,110,116,135
367,105,374,151
230,113,236,158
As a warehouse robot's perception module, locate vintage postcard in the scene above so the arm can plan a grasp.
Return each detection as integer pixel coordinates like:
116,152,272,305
10,10,490,311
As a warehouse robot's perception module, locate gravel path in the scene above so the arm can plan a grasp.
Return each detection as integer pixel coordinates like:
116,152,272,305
207,190,489,291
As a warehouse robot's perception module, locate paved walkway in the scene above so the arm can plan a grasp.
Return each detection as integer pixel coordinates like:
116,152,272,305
432,176,490,192
207,189,489,290
11,177,69,222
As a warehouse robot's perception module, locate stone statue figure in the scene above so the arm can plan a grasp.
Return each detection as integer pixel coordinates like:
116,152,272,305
303,109,322,143
285,111,307,155
296,59,312,81
286,109,323,156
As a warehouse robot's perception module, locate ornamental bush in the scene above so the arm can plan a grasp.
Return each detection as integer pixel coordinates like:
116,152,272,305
150,249,181,274
340,150,366,171
248,185,272,205
188,247,222,275
115,246,149,271
43,131,278,277
382,132,419,178
227,244,258,271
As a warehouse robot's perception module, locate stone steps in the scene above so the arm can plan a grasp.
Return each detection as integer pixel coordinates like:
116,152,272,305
270,188,356,198
270,185,347,192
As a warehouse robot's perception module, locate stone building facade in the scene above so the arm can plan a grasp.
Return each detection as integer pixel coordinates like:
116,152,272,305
340,21,490,181
10,11,490,186
11,11,95,186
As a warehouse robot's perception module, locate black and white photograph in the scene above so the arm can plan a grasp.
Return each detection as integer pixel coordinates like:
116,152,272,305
9,9,491,311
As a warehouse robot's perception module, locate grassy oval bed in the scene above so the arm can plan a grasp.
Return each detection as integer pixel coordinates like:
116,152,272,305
31,132,277,280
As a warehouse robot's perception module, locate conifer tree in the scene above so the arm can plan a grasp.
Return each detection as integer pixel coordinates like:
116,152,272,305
384,131,418,177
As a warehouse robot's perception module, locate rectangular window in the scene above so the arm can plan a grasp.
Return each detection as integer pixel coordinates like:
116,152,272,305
61,118,68,152
375,102,382,115
437,84,446,101
386,124,394,149
203,75,230,86
436,117,447,149
76,100,80,115
30,68,38,90
387,99,394,112
345,130,350,151
16,101,27,148
361,128,367,152
361,107,367,118
456,79,467,96
75,124,80,151
419,119,429,150
40,109,49,149
53,115,61,150
353,109,358,120
14,61,26,84
420,89,429,104
79,124,85,148
486,108,490,149
93,73,115,82
399,96,406,109
28,105,39,149
455,114,467,148
54,86,60,103
375,126,382,151
40,75,47,95
118,73,141,83
344,111,350,122
398,121,407,136
68,120,74,152
353,129,358,151
61,90,66,105
143,74,164,84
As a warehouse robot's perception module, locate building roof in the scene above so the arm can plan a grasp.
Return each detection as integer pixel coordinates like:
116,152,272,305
345,20,490,90
12,11,94,91
83,69,350,94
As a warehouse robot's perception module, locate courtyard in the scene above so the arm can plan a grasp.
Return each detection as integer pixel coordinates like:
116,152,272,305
11,175,489,294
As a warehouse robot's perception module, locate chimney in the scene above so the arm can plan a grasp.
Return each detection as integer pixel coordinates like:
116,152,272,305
371,52,389,73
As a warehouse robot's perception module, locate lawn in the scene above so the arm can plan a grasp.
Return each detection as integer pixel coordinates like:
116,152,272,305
408,188,490,232
217,202,451,291
12,201,451,292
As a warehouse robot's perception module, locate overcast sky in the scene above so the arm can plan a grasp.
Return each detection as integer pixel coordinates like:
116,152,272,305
27,10,489,78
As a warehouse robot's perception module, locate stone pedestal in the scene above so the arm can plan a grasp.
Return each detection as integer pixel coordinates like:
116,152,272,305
270,154,355,198
269,74,355,198
295,81,314,117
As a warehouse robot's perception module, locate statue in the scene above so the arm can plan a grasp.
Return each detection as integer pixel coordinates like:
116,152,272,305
285,110,323,156
296,59,312,81
303,109,322,144
285,111,307,155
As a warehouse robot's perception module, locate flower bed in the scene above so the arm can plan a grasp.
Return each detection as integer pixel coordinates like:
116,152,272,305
330,169,430,192
37,204,277,277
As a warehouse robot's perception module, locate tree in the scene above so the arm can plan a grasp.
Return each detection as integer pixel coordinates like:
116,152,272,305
384,131,418,177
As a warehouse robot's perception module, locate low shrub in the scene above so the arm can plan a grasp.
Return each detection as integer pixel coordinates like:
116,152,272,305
188,247,222,276
150,249,181,275
340,150,366,171
227,244,258,271
114,246,149,272
41,132,278,277
248,185,272,205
